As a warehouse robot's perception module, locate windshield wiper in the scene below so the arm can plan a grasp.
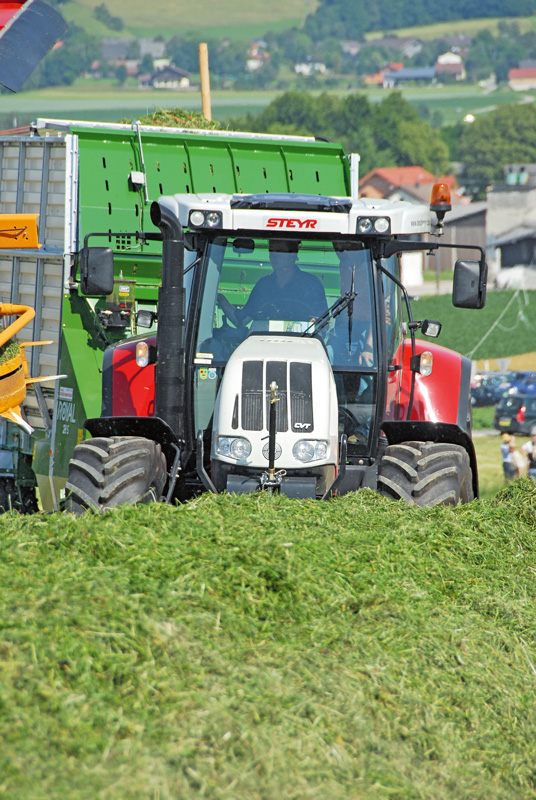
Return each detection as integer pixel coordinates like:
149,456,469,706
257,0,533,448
347,264,355,356
302,289,358,337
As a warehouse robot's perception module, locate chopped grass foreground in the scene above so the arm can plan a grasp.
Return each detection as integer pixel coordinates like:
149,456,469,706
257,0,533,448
2,484,536,799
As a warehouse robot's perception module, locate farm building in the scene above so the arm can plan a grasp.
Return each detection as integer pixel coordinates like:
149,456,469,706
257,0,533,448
508,67,536,91
382,67,435,88
142,65,191,90
494,226,536,268
359,166,459,203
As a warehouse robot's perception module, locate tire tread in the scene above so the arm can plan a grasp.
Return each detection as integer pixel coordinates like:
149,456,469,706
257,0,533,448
378,440,474,507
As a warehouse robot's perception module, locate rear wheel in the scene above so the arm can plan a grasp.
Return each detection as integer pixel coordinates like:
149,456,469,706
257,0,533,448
378,440,474,507
65,436,167,514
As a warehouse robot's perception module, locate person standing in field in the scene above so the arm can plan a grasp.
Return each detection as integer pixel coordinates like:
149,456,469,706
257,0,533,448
521,434,536,480
509,439,526,478
501,433,517,481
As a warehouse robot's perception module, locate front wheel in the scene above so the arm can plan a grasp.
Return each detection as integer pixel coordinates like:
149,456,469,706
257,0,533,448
377,440,474,507
65,436,167,514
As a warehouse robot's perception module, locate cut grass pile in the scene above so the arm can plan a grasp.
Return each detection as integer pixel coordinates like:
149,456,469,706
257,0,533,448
2,484,536,799
119,107,222,130
0,341,20,365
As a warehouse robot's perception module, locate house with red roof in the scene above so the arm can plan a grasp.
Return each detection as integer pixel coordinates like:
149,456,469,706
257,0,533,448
359,166,460,203
508,67,536,91
364,62,403,86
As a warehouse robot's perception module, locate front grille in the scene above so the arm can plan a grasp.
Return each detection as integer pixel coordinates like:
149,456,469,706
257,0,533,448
241,359,313,433
241,360,263,430
290,362,313,432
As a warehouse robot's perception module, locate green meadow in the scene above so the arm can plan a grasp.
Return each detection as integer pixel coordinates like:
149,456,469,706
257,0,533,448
3,81,534,132
2,482,536,799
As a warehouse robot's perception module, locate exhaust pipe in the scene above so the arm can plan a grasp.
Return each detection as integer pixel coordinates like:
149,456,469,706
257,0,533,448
150,201,186,444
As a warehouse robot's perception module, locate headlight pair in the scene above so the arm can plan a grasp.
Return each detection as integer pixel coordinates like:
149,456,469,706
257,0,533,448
356,216,390,235
189,209,222,228
216,437,252,460
292,440,328,463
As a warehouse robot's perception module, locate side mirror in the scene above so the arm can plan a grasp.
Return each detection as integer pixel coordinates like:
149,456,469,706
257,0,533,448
453,259,487,309
79,247,114,295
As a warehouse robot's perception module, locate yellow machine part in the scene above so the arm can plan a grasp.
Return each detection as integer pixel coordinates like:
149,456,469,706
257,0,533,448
0,213,41,249
0,354,27,415
0,304,58,434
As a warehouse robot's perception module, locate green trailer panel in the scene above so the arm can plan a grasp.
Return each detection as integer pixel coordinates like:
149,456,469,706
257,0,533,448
73,127,351,256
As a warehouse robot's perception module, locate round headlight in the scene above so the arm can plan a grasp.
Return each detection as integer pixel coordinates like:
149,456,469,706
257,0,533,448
293,440,315,463
206,211,221,227
230,438,252,459
315,441,328,459
374,217,390,233
217,437,232,456
190,210,205,227
357,217,373,234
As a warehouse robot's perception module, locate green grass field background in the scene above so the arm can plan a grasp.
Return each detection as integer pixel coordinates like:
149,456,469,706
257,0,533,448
5,82,535,131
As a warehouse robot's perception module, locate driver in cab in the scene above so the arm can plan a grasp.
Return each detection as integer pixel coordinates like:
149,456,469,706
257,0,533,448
217,239,328,327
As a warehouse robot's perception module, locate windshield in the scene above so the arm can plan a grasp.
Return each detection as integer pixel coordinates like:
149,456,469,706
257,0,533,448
193,236,379,452
195,236,377,369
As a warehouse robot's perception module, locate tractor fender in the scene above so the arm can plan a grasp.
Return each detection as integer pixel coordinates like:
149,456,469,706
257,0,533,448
383,340,477,497
395,339,473,431
84,415,181,470
101,337,156,418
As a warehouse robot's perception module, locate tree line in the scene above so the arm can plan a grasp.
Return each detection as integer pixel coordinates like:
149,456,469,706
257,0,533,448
229,91,448,177
304,0,536,41
229,91,536,200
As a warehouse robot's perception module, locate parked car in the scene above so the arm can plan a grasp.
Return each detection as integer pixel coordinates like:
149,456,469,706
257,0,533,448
494,394,536,436
471,371,512,407
501,371,536,396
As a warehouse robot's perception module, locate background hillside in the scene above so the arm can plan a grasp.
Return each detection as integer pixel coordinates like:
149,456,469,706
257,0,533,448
59,0,317,38
58,0,535,38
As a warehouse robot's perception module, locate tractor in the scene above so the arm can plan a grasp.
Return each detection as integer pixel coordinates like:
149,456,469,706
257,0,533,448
65,182,486,512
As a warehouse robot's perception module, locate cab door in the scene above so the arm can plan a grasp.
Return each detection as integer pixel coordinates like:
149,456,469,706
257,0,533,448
380,254,405,421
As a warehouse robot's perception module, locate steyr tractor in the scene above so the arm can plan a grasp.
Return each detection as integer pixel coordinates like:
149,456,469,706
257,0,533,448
65,183,487,512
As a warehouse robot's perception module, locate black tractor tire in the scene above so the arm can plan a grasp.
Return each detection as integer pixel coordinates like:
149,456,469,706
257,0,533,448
377,440,474,507
0,479,38,514
65,436,167,514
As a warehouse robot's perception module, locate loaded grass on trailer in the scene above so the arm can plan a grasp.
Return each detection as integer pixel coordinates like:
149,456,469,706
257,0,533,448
2,485,536,798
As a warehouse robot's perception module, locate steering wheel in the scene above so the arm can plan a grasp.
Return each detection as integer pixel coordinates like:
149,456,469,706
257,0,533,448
338,406,368,443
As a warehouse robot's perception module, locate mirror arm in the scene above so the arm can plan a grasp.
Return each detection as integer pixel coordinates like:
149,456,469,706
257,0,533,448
380,238,485,262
